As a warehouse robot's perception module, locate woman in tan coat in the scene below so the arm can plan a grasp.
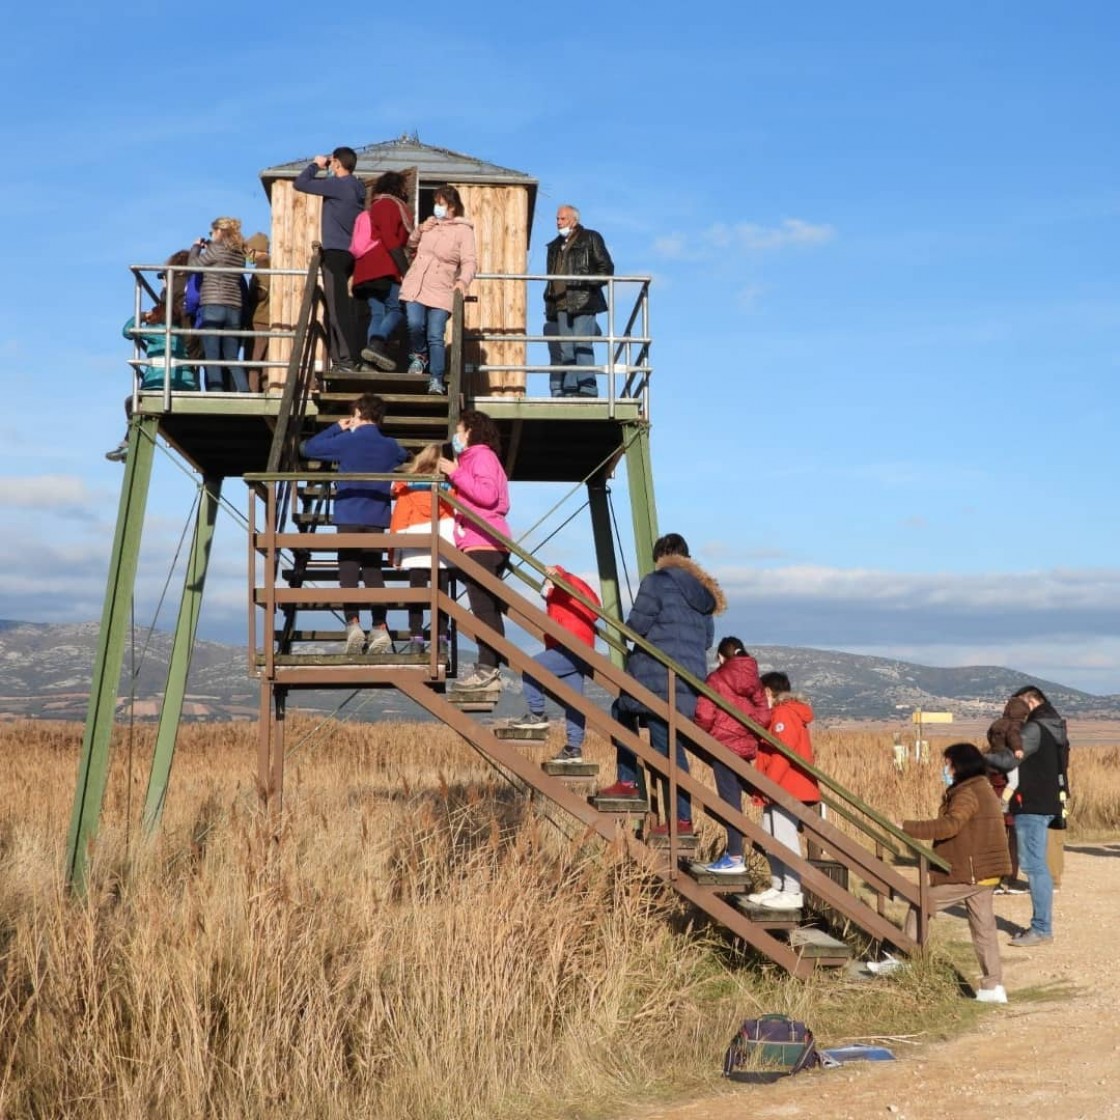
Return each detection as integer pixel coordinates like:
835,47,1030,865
399,184,477,396
902,741,1012,1003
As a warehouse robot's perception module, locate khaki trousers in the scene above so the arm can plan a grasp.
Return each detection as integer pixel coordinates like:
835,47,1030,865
905,883,1002,989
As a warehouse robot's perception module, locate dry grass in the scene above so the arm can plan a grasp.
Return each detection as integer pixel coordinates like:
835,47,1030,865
0,719,1116,1119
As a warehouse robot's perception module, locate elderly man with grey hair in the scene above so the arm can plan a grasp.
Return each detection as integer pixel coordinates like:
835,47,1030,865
543,204,614,397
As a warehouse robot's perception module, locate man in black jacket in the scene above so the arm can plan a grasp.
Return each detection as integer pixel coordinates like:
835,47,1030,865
543,205,614,397
1007,685,1068,946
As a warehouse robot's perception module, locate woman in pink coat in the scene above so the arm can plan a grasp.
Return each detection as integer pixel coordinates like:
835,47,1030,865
400,184,477,395
438,410,510,690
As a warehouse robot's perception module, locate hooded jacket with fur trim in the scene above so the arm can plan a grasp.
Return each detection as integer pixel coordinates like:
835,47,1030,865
620,555,725,718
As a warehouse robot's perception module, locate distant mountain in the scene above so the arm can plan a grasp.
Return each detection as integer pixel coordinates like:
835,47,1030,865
1,621,1118,723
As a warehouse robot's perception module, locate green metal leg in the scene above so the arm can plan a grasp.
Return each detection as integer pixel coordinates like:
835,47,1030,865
142,475,222,832
65,416,159,891
623,421,659,578
587,475,625,668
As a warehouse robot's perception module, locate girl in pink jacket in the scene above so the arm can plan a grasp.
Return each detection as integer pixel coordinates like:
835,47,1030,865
400,184,477,395
438,410,510,690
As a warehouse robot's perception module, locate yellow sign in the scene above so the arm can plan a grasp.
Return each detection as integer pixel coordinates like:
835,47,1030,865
911,711,953,724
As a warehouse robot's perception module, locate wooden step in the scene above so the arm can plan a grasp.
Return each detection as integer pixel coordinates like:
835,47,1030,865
445,686,501,713
642,830,697,852
542,758,598,777
492,724,549,743
592,795,649,815
732,895,805,928
683,859,753,888
255,651,438,667
788,927,852,965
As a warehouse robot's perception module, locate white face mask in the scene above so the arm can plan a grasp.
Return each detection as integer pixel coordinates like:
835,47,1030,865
941,764,953,787
433,203,448,220
558,226,572,239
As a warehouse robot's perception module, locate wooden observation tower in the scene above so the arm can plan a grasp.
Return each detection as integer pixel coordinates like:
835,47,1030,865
68,138,946,977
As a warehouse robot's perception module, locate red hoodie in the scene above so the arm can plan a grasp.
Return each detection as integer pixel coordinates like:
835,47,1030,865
544,567,600,650
756,695,820,803
693,654,770,760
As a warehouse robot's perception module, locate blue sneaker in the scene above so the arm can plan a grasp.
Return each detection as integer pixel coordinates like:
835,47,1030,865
705,853,745,875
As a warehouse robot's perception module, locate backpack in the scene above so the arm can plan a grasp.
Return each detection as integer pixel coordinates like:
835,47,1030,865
723,1014,821,1077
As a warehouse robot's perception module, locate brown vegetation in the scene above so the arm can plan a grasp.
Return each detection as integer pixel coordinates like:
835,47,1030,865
0,719,1116,1118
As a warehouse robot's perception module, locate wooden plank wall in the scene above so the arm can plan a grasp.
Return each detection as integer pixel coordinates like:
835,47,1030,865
459,184,528,397
268,177,530,396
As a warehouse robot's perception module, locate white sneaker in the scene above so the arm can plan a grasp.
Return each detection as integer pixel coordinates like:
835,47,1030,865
760,891,804,911
975,985,1008,1004
746,886,781,905
366,627,394,654
345,625,366,655
452,665,502,690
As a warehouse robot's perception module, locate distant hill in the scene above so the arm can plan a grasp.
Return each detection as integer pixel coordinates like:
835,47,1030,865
1,620,1118,723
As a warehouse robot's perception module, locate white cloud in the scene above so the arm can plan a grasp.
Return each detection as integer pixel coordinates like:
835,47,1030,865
0,474,107,512
653,217,837,260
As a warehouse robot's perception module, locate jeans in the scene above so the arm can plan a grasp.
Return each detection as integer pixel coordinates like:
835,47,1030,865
404,301,451,380
200,304,248,392
711,759,745,858
612,702,691,823
762,804,803,893
336,524,386,628
367,281,403,343
522,646,589,749
545,312,599,396
1014,813,1055,935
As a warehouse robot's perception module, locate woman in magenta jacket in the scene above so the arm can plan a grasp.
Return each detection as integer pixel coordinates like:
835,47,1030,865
438,409,510,689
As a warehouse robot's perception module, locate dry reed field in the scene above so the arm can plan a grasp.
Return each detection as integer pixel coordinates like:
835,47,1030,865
0,719,1117,1119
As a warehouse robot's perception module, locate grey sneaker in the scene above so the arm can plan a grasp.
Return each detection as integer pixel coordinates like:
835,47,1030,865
344,625,366,655
1009,930,1053,948
361,339,396,371
509,711,549,731
452,665,501,690
407,355,426,376
366,627,394,654
105,442,128,462
407,635,427,655
549,746,583,764
427,377,447,395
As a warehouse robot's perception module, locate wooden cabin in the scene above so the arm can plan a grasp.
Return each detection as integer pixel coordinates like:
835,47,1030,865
259,134,538,396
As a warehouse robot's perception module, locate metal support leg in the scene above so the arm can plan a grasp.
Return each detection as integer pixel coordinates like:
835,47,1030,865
65,416,159,890
142,475,223,832
587,474,625,668
623,421,659,577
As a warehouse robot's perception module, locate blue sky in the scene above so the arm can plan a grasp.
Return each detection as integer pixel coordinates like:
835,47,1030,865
1,1,1118,692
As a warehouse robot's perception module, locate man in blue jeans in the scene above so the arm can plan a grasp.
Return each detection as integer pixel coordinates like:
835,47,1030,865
543,205,614,398
1007,685,1068,947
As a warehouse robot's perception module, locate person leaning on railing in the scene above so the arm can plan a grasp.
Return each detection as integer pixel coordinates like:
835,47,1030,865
900,742,1013,1004
438,410,510,690
188,217,249,392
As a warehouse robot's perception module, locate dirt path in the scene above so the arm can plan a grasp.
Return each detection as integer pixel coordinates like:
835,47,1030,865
636,843,1120,1120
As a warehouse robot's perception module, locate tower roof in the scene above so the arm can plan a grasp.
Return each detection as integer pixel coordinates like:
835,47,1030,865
260,133,537,190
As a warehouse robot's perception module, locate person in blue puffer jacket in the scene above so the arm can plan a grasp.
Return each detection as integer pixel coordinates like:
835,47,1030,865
599,533,726,833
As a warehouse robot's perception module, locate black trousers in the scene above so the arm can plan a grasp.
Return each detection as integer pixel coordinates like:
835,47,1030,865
461,550,508,669
337,524,385,627
321,249,359,364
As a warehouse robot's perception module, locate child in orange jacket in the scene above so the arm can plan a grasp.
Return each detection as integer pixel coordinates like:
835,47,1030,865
746,671,821,911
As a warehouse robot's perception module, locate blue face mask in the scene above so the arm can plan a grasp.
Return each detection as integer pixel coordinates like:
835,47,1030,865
451,433,466,455
941,764,953,787
433,203,448,220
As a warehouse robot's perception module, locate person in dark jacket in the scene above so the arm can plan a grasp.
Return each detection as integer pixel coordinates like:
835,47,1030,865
294,147,366,372
902,742,1013,1002
1005,686,1069,946
543,205,614,398
694,636,769,873
300,394,407,656
599,533,725,833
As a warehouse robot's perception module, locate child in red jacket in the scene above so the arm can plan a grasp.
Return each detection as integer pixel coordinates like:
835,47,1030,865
746,671,821,910
508,565,600,763
693,636,769,874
